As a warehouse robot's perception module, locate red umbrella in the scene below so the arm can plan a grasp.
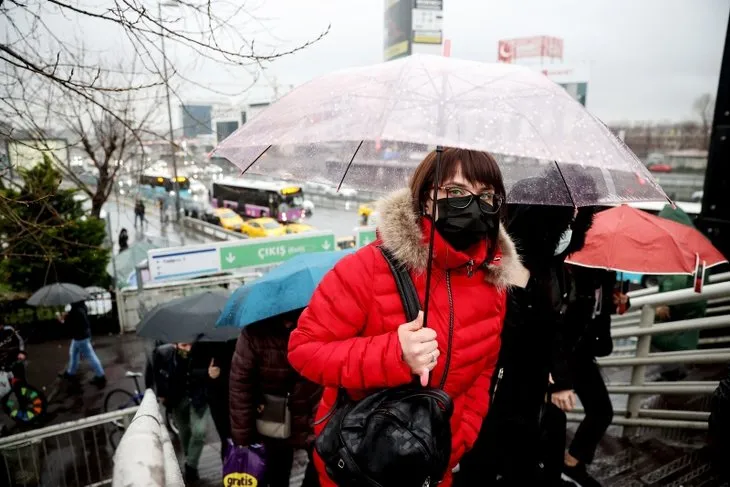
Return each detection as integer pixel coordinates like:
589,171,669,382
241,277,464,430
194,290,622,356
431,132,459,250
566,205,727,275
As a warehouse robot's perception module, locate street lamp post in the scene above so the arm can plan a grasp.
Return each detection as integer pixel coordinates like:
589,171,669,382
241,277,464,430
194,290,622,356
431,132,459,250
159,1,181,222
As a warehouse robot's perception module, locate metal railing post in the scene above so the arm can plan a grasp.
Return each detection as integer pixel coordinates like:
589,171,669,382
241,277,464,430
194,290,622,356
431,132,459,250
626,304,656,419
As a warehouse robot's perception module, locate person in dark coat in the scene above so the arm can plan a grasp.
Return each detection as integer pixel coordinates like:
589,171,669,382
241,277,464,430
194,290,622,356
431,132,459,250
118,228,129,252
58,301,106,388
229,310,323,487
456,177,592,487
194,339,236,460
553,264,629,487
150,341,211,483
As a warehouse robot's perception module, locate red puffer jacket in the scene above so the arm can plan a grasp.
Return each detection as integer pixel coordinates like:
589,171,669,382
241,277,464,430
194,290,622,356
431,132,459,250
288,189,522,487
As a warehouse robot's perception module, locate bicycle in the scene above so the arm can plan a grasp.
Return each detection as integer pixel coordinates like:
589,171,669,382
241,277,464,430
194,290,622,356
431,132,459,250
103,370,178,448
0,363,47,428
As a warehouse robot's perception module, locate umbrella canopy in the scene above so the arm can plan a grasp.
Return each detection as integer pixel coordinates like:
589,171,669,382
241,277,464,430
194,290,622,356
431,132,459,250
137,291,239,343
107,241,158,288
566,205,727,275
27,283,90,307
217,249,354,328
214,54,666,206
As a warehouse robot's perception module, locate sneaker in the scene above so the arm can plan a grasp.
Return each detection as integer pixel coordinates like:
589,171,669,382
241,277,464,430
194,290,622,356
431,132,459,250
562,463,601,487
184,464,199,482
90,375,107,389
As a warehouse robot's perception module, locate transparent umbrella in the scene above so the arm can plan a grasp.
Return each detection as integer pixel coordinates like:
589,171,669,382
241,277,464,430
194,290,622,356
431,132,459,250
214,54,667,207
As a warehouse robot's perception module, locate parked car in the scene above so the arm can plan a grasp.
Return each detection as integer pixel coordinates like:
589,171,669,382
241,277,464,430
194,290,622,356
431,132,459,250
241,217,286,238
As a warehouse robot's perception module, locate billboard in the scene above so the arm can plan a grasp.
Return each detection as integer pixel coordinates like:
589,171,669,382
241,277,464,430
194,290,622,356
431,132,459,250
384,0,412,61
540,65,590,106
412,0,443,45
216,121,239,143
497,36,564,63
6,138,70,174
181,104,213,138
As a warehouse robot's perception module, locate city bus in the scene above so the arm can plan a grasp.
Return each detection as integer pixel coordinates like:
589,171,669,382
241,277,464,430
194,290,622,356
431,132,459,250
210,179,306,223
139,172,191,200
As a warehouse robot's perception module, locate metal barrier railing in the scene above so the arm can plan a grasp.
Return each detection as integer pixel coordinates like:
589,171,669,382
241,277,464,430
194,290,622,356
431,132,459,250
570,279,730,431
0,407,138,487
180,216,247,242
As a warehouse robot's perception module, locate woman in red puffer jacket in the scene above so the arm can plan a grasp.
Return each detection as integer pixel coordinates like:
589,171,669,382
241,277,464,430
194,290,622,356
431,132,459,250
288,148,524,487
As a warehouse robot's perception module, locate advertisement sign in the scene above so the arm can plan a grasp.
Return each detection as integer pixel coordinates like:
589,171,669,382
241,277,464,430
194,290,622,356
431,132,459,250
384,0,412,61
6,138,70,174
412,0,443,45
148,231,337,281
540,65,590,106
497,36,564,63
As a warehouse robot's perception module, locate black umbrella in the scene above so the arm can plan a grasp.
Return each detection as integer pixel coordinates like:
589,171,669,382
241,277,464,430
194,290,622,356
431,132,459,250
27,283,90,307
136,291,239,343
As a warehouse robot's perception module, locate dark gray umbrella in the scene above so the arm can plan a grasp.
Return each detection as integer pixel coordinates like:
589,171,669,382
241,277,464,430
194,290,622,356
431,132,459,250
136,291,239,343
27,283,90,307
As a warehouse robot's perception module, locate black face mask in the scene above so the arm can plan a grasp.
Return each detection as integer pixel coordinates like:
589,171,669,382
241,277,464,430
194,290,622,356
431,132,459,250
434,196,500,253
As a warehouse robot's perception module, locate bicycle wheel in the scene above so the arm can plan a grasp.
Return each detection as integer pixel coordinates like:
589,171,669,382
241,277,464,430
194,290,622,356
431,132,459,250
1,382,47,426
104,389,138,413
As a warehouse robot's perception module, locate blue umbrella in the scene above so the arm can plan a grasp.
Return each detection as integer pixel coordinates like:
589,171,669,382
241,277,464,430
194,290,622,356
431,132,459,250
216,249,355,328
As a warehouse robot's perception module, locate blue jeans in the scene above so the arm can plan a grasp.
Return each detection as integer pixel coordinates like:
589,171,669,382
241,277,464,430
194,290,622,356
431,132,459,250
66,339,105,377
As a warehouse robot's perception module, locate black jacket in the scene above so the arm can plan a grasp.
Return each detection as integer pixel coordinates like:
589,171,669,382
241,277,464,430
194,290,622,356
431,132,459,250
550,267,619,391
458,180,595,486
67,302,91,340
149,343,209,411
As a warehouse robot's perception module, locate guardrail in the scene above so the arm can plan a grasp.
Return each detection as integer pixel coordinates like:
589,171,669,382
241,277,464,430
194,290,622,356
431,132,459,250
0,407,138,487
569,280,730,431
180,217,247,241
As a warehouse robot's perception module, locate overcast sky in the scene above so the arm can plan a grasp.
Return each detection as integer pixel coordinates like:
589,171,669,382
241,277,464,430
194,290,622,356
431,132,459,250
16,0,730,124
172,0,728,124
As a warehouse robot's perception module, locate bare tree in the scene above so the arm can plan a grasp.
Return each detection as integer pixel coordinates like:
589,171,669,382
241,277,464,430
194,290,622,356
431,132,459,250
0,0,328,267
693,93,715,150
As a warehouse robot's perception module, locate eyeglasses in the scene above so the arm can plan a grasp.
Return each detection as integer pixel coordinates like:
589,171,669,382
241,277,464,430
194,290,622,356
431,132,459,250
440,186,503,214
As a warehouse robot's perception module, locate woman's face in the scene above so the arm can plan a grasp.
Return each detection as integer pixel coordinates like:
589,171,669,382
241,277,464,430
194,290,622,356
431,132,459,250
423,165,495,217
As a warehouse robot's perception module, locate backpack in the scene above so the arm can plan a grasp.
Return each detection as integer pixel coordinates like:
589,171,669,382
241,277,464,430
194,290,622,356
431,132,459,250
314,247,454,487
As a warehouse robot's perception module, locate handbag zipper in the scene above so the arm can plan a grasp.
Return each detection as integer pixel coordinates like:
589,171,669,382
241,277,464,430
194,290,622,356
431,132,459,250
438,271,455,390
492,367,504,400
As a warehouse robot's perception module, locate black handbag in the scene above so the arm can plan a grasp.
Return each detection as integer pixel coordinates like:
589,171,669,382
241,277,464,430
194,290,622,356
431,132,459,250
314,247,454,487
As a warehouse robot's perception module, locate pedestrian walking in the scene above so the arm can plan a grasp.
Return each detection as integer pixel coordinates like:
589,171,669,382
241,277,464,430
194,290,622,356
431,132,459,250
150,341,210,483
195,339,236,461
457,177,595,486
651,204,708,380
552,265,624,487
58,300,106,389
118,228,129,253
229,310,322,487
134,200,145,229
288,148,522,487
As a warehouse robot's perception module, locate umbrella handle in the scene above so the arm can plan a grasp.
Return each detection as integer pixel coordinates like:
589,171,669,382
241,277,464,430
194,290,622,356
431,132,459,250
422,146,443,330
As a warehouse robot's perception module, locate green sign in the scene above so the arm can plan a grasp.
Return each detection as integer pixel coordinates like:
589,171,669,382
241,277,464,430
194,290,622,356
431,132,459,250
357,227,377,248
219,232,336,270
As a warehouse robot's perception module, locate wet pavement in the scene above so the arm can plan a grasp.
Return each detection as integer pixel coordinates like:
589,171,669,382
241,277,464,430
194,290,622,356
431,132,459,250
1,332,725,486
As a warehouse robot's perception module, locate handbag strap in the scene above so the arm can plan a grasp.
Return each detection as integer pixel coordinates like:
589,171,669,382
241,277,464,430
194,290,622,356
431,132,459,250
378,246,421,323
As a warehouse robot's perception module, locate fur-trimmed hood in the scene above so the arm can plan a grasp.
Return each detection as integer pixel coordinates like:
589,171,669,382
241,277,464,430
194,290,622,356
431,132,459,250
376,189,524,289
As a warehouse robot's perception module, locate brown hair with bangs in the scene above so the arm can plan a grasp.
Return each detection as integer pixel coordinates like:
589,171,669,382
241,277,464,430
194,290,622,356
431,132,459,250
409,148,506,215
